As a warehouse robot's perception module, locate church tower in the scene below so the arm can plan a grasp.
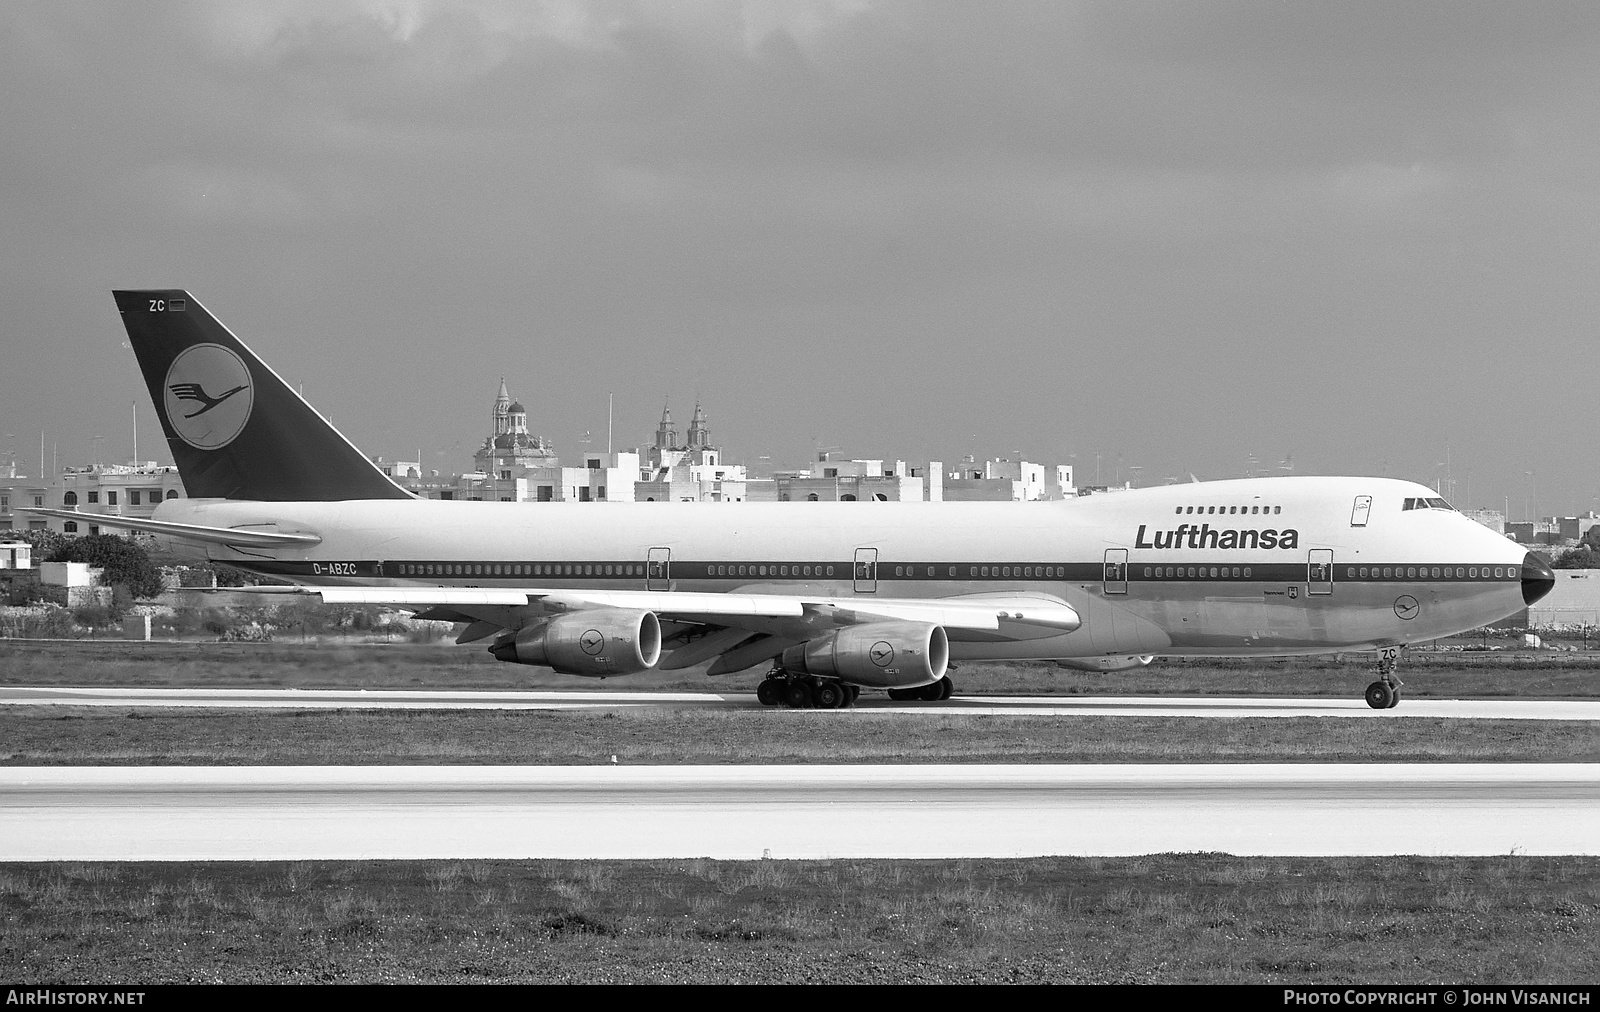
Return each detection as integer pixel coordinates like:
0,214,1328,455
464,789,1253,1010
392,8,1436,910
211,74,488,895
687,401,710,450
654,402,679,450
492,377,511,437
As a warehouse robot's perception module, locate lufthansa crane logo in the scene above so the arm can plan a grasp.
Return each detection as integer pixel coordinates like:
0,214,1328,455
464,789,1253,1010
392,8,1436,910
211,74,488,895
580,629,606,655
870,641,895,667
163,344,253,450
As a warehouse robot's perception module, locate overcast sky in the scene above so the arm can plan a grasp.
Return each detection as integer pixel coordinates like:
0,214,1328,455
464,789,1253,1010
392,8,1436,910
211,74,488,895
3,1,1598,516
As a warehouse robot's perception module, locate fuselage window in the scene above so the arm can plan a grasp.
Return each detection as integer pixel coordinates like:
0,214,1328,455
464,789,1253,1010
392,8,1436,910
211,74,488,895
1468,567,1477,578
1186,506,1195,514
1359,567,1368,578
1228,506,1236,514
1431,567,1440,578
1207,506,1215,514
1233,567,1241,577
759,566,768,576
1187,567,1196,578
1494,567,1504,579
826,566,834,576
1456,567,1465,578
1175,506,1183,514
1243,567,1252,577
1144,567,1153,577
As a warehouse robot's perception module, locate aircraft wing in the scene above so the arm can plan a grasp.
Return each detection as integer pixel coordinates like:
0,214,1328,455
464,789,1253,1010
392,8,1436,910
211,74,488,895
18,508,322,548
257,585,1077,633
227,585,1080,665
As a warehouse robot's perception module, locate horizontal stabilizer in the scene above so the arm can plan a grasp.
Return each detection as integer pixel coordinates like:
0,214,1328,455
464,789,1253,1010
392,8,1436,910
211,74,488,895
18,508,321,548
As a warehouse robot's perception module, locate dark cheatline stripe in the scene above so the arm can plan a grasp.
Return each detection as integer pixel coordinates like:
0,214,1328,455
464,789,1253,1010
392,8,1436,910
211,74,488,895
231,558,1525,587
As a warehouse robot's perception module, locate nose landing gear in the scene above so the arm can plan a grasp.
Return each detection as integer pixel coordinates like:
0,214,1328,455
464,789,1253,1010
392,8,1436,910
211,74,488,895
1364,646,1404,709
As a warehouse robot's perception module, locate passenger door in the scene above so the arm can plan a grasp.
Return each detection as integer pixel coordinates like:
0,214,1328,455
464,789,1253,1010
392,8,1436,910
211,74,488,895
1103,548,1129,595
1308,548,1333,596
647,547,672,591
854,548,878,594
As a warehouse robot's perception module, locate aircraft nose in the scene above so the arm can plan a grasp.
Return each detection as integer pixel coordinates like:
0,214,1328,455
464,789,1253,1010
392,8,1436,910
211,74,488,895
1522,552,1555,606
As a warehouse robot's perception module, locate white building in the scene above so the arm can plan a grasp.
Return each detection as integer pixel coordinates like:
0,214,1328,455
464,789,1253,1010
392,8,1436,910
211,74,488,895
0,461,185,535
637,402,749,502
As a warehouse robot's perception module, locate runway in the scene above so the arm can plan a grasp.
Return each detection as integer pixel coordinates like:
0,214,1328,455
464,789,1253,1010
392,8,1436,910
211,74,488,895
3,763,1596,860
2,685,1599,719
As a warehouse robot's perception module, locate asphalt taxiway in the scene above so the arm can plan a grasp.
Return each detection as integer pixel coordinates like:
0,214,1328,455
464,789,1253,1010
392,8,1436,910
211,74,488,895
3,763,1595,860
1,686,1598,719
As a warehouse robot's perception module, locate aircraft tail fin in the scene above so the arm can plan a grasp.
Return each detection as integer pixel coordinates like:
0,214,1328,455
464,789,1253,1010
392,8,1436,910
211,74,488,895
112,289,413,501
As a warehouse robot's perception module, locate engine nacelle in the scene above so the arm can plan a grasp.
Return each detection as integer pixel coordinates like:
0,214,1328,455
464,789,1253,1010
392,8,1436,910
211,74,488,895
781,621,948,688
490,610,661,676
1054,654,1154,673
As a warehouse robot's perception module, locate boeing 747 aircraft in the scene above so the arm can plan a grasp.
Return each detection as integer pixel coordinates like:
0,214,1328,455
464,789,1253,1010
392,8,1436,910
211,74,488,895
26,290,1554,709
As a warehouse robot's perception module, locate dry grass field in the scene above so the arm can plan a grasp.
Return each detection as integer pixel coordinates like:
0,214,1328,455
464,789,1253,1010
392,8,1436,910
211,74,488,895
2,708,1596,766
2,856,1596,983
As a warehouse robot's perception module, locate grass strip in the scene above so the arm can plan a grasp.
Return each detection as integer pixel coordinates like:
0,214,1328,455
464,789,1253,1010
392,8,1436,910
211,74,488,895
3,708,1597,765
2,856,1595,983
7,638,1600,697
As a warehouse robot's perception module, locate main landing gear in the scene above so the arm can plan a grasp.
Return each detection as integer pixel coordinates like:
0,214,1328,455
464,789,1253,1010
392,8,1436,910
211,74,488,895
757,671,861,709
1364,646,1404,709
886,675,954,702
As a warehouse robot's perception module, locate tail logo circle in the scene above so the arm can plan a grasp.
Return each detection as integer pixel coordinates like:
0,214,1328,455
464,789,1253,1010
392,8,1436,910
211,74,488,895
163,344,254,450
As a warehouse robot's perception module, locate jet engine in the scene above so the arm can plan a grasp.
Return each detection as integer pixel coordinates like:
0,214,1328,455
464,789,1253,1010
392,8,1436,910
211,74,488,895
489,610,661,676
781,621,948,688
1054,655,1154,673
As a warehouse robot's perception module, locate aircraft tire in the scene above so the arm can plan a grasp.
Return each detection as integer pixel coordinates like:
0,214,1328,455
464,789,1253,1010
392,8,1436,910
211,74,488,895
756,678,785,706
1386,687,1402,709
1364,681,1394,710
917,681,944,702
814,681,846,709
937,676,954,700
785,680,814,709
847,685,860,702
886,688,918,701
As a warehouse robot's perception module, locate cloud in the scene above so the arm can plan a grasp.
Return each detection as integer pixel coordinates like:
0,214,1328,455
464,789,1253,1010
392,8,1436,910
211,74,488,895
3,2,1600,506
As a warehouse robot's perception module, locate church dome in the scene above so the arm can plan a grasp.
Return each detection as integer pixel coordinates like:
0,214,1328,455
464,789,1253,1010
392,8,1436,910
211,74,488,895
508,401,526,413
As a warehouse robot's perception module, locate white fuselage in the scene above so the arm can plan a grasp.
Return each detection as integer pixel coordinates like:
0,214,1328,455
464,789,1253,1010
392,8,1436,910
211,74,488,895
157,476,1533,661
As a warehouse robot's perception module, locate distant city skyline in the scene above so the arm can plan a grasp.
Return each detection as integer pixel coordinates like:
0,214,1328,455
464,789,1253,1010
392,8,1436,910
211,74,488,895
3,3,1598,516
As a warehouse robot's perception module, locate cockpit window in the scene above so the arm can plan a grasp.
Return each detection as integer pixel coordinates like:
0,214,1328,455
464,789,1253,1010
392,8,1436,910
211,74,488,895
1402,497,1456,512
